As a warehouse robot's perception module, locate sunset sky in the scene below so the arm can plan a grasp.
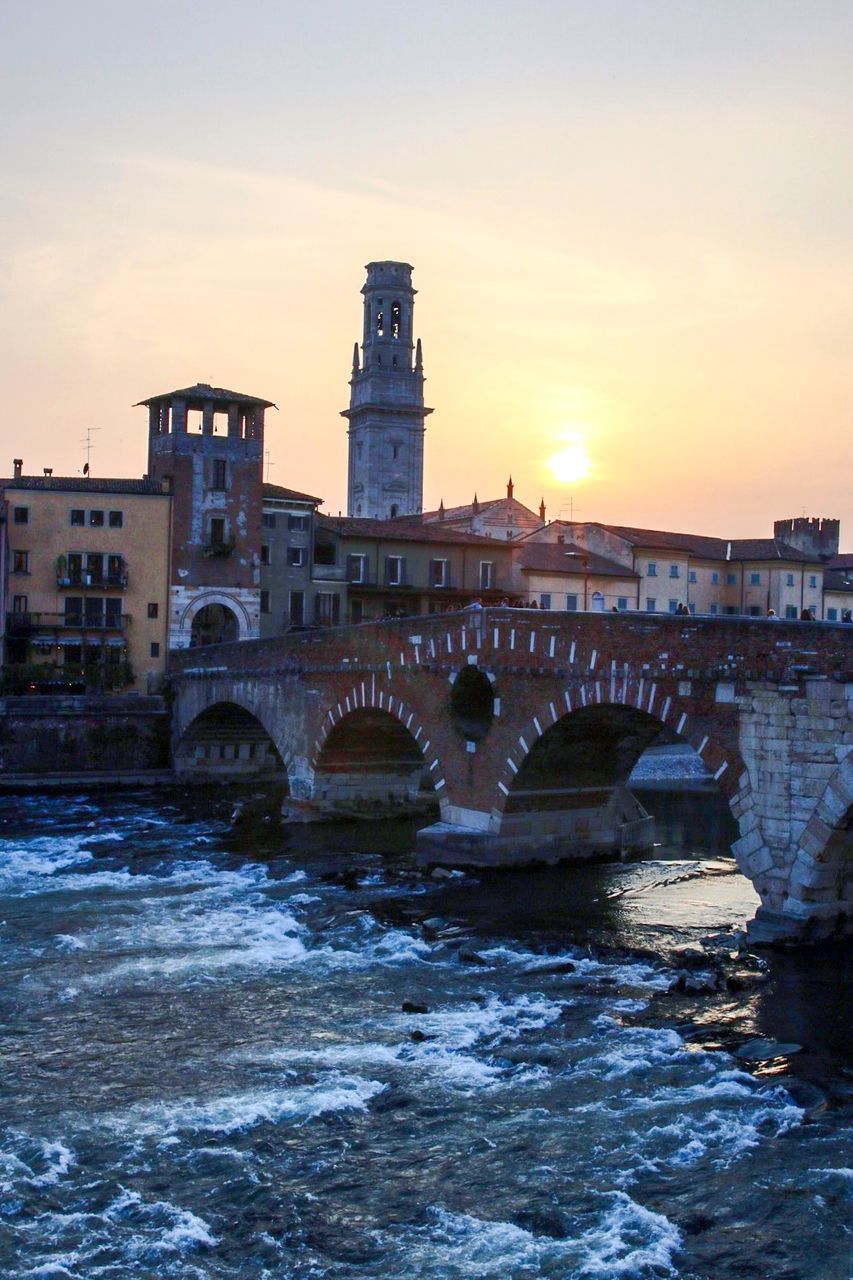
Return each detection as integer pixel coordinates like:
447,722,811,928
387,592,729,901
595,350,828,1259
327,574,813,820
2,1,851,538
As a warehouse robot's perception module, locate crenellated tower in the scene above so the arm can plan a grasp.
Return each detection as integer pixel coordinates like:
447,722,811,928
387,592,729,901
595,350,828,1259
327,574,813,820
342,261,432,518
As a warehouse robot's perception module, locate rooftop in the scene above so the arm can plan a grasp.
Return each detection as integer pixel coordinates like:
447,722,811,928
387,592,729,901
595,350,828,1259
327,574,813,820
518,541,638,579
262,482,323,506
136,382,276,409
318,515,512,547
4,475,169,496
556,521,819,564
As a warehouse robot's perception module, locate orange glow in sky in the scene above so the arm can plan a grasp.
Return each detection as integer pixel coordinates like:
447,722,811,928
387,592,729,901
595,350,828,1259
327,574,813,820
0,4,850,539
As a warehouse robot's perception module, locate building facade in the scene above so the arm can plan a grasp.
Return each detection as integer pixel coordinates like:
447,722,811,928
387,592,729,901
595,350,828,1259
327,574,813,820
141,383,271,649
2,466,171,691
316,517,515,623
343,262,431,520
258,483,323,636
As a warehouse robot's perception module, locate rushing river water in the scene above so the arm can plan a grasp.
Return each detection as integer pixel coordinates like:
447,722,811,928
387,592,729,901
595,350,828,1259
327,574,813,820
0,788,850,1280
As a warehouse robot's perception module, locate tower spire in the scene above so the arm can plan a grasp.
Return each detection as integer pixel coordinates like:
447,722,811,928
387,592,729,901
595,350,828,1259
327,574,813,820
507,475,514,500
342,261,432,519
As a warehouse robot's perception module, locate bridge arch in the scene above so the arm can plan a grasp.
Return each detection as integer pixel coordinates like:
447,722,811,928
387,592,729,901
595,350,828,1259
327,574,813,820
492,672,758,881
174,699,289,783
783,752,852,930
311,699,443,819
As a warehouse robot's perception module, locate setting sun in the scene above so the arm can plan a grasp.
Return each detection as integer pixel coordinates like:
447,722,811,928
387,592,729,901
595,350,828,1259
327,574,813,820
547,436,593,486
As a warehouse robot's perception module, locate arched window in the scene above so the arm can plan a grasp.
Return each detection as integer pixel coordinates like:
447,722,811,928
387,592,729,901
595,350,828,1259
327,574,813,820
391,301,401,339
376,302,384,336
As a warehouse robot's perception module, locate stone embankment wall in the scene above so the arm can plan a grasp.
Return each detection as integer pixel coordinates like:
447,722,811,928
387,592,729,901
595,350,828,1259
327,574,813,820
0,695,170,777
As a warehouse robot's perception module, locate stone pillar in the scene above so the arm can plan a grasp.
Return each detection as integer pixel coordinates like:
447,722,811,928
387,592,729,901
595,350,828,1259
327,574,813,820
228,403,240,438
149,404,160,433
202,401,214,435
172,399,187,433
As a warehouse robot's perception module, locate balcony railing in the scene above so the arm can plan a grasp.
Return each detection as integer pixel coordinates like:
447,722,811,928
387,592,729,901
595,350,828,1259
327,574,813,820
203,540,235,559
57,572,128,590
5,611,130,633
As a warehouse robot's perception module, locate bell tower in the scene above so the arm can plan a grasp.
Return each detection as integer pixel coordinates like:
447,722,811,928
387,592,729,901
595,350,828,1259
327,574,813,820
342,261,432,519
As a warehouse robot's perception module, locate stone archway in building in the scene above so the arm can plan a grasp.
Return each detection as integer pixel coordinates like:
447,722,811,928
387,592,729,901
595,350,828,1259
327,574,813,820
191,603,240,647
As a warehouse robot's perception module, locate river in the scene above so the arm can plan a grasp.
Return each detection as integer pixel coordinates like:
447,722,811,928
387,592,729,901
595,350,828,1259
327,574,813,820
0,787,849,1279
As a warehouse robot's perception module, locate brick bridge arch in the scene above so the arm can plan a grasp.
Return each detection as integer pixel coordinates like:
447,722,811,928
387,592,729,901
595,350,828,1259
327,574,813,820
168,608,852,941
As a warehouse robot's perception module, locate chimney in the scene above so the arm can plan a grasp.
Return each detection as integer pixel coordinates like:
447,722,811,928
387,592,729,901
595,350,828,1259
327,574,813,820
13,459,22,479
43,467,53,477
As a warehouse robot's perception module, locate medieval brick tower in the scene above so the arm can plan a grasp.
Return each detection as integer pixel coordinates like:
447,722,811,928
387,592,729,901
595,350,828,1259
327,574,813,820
343,261,432,519
140,383,273,649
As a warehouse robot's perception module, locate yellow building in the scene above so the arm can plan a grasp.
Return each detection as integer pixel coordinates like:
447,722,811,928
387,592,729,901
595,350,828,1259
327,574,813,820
3,468,171,692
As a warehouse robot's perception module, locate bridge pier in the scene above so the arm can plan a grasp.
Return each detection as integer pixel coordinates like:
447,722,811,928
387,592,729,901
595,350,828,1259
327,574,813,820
417,785,653,867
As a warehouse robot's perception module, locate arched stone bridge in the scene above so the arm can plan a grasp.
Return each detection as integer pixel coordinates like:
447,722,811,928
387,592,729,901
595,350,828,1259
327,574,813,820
169,609,852,943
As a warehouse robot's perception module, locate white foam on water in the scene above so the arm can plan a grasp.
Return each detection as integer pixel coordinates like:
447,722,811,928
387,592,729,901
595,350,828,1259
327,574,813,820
575,1191,682,1277
478,944,672,994
393,992,565,1051
0,1134,75,1194
103,1073,385,1139
385,1195,680,1278
0,837,93,889
248,1039,531,1092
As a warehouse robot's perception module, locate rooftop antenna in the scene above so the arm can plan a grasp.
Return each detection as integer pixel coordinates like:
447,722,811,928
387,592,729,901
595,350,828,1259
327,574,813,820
265,449,274,482
558,496,579,522
81,427,100,476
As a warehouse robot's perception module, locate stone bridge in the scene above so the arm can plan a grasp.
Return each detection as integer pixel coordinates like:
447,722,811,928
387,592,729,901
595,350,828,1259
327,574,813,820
169,609,852,942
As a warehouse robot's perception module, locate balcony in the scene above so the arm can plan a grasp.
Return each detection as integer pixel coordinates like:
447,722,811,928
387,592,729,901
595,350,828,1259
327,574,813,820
57,572,128,590
313,563,347,582
203,540,235,559
6,611,130,633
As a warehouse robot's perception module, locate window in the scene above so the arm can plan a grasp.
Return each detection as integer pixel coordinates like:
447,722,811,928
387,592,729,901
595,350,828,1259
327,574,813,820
147,602,159,619
724,605,737,615
688,570,696,584
108,510,123,528
566,594,578,611
289,591,304,626
12,550,29,574
106,554,124,585
540,593,551,610
710,603,718,615
66,553,83,585
262,512,277,529
646,598,656,612
13,506,28,524
386,556,404,586
64,644,82,666
287,514,308,531
212,458,227,490
392,445,399,460
85,597,104,627
668,599,678,613
390,504,399,518
617,597,628,611
65,597,83,627
104,599,122,629
391,300,401,339
315,592,341,626
827,608,838,621
748,605,761,616
150,642,160,658
86,553,104,585
430,558,448,587
260,590,271,614
210,517,226,546
260,545,270,565
647,563,657,577
809,574,817,588
347,553,367,583
350,599,363,624
785,605,797,619
288,547,304,567
786,573,795,587
70,509,85,526
375,303,384,336
89,509,104,527
711,571,719,584
727,572,737,585
750,572,761,586
12,594,28,613
669,564,679,579
479,561,493,590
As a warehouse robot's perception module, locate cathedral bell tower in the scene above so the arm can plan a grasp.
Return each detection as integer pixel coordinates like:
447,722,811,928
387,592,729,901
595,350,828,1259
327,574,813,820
342,261,432,519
